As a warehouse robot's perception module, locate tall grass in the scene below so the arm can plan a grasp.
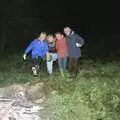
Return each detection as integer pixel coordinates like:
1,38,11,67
0,54,120,120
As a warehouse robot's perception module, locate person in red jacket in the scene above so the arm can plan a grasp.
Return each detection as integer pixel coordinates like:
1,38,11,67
55,32,68,77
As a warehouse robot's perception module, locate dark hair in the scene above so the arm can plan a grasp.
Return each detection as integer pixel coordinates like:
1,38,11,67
55,31,66,37
64,26,70,29
55,32,63,35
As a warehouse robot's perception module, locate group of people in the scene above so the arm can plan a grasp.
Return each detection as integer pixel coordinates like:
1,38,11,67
23,26,85,78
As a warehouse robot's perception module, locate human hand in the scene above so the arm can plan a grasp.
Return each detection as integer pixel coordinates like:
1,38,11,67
23,54,27,60
76,43,82,47
46,53,52,61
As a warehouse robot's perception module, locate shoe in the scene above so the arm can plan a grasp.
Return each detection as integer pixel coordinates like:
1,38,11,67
35,65,40,71
32,67,38,76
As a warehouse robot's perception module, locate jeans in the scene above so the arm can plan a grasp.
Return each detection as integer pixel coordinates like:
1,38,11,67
68,57,79,77
58,57,68,72
46,53,58,74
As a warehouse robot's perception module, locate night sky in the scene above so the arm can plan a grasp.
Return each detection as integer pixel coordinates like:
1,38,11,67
0,0,120,56
35,1,120,33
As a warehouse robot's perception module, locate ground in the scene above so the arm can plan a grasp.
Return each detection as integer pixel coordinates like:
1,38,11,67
0,54,120,120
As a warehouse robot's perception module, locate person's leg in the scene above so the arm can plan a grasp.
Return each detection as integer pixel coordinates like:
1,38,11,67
68,57,74,74
52,53,58,61
52,53,58,73
63,57,68,71
58,57,64,77
46,53,57,75
58,57,62,70
73,57,79,78
62,56,69,77
46,61,53,75
46,60,53,75
69,57,79,78
32,57,37,66
32,56,39,76
68,57,79,78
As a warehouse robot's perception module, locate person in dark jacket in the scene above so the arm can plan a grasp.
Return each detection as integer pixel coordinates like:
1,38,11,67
63,26,85,78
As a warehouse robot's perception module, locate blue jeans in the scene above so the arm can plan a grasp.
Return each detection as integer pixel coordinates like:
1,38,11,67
46,53,58,74
58,57,68,72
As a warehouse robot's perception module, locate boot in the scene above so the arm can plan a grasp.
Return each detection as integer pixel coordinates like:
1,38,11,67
32,67,38,76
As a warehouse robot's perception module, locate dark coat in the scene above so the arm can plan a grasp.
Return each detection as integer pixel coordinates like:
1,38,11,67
66,31,84,58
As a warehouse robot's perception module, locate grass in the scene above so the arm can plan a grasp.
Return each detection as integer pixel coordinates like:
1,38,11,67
0,54,120,120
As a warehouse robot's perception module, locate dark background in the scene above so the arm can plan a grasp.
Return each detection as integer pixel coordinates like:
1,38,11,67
0,0,120,57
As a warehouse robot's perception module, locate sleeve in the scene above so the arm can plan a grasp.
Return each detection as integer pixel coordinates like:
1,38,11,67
44,42,49,53
75,34,85,46
24,40,34,54
56,40,59,51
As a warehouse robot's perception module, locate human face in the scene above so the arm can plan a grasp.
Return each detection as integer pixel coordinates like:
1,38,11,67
55,33,63,40
47,36,54,43
64,27,71,36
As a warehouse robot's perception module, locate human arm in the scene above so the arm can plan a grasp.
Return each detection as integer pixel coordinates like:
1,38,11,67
75,34,85,47
23,40,34,60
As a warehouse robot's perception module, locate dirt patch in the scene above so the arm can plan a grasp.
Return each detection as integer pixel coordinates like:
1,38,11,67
0,82,55,120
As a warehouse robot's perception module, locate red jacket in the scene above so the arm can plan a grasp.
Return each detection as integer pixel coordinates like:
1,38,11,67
56,37,68,58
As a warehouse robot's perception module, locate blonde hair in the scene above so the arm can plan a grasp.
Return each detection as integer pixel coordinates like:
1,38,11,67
38,32,47,38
